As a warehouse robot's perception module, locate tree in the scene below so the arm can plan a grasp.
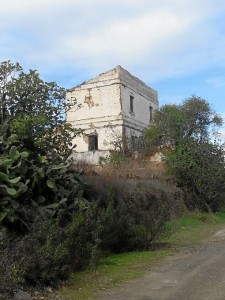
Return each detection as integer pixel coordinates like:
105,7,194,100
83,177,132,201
0,61,85,229
0,61,22,123
144,96,225,212
144,95,223,148
0,60,81,158
166,139,225,211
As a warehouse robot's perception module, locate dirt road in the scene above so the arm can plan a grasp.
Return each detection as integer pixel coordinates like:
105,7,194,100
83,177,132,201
99,228,225,300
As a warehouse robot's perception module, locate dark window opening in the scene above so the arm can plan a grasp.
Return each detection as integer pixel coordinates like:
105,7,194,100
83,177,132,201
150,105,153,121
88,135,98,151
130,95,134,113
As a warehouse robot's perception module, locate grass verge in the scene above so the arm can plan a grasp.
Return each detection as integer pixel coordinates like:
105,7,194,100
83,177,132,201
161,210,225,247
58,210,225,300
58,249,171,300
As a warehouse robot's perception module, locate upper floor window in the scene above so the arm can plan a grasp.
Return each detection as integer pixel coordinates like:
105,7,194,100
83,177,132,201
149,105,153,121
130,95,134,113
88,135,98,151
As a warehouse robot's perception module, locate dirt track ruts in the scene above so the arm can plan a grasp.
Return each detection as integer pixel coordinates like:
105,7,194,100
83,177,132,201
98,228,225,300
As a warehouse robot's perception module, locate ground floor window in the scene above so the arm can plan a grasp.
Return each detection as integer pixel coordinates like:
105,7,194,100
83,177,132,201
88,135,98,151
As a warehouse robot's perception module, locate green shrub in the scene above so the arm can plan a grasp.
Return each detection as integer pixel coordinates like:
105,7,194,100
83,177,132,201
0,228,24,299
85,176,177,252
99,196,135,252
0,123,86,230
0,207,100,290
107,151,126,167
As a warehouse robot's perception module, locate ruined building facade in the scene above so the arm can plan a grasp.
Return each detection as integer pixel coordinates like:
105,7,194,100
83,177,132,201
66,66,158,164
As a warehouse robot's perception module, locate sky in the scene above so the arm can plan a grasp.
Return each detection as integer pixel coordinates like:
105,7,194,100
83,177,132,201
1,0,225,139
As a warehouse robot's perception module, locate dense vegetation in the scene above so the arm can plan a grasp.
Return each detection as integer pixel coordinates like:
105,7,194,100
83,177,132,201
145,96,225,212
0,61,88,298
0,61,224,299
0,61,176,299
0,61,84,229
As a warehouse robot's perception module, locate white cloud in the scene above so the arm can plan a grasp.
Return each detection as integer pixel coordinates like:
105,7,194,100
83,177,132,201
1,0,225,82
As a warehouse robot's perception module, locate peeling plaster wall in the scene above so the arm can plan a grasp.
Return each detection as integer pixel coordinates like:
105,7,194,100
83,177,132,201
70,150,111,165
66,66,158,155
72,125,123,152
120,68,158,139
67,68,123,152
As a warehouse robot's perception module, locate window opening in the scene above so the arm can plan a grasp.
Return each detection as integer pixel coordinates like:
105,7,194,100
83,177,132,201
88,135,98,151
130,95,134,113
150,105,153,121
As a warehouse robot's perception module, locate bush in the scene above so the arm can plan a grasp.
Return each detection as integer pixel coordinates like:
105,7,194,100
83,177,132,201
98,192,135,252
0,207,100,294
106,151,126,167
85,175,181,252
165,139,225,212
0,173,184,294
0,228,23,299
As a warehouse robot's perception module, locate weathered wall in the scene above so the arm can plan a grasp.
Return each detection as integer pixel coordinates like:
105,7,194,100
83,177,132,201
119,67,158,139
72,125,123,152
66,66,158,155
70,150,111,165
67,68,123,152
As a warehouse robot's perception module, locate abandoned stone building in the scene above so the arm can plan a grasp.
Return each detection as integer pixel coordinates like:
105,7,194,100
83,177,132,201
66,66,158,164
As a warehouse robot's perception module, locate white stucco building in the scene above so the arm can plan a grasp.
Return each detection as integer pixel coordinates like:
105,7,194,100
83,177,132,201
66,66,158,164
